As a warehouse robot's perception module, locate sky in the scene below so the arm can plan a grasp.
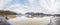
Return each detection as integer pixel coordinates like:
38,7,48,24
0,0,60,14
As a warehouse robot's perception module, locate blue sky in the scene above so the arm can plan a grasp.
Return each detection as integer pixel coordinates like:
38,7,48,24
4,0,29,9
0,0,60,14
0,0,42,13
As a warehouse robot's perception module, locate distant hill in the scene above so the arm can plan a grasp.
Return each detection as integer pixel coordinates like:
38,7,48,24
0,10,17,15
25,12,44,15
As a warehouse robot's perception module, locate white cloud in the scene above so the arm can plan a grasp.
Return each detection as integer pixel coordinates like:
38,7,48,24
39,0,59,14
4,4,30,14
28,0,34,4
0,0,12,10
0,0,60,14
6,0,57,14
